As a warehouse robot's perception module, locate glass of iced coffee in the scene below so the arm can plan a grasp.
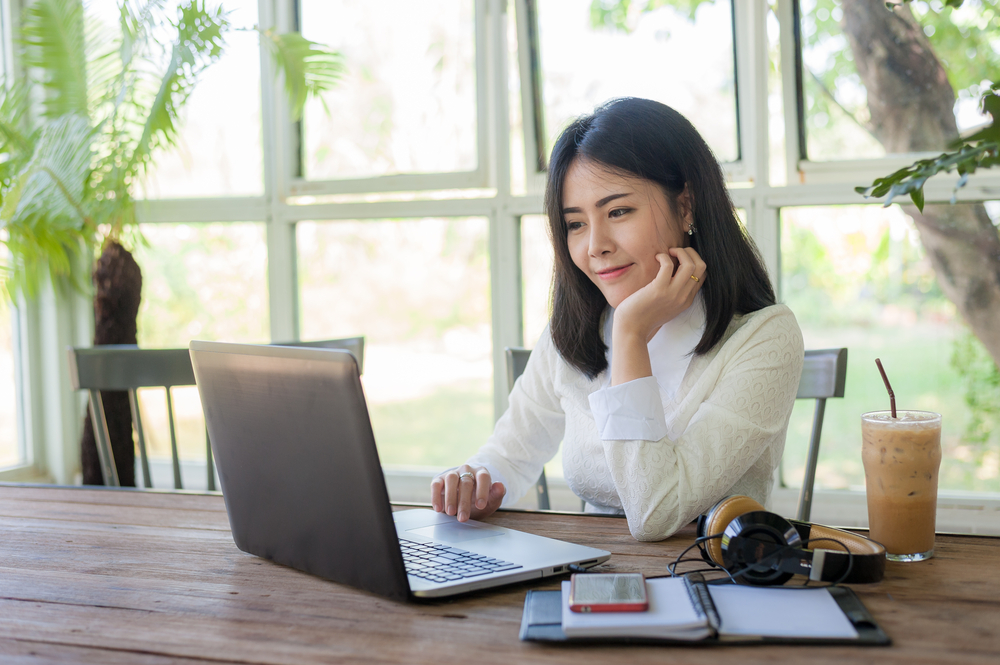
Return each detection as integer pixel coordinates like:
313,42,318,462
861,411,942,562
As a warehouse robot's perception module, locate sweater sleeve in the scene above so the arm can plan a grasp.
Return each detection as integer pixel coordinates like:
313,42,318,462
599,307,804,541
464,328,566,505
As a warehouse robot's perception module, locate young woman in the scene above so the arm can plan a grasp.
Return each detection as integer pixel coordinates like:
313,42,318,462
431,98,803,541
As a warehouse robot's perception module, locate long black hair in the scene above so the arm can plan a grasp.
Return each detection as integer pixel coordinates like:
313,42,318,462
544,98,776,379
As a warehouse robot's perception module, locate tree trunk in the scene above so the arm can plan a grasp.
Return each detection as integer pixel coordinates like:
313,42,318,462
840,0,1000,368
80,241,142,486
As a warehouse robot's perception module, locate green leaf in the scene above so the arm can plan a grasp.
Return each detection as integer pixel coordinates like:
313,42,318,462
260,29,345,121
909,184,925,212
20,0,89,118
128,0,229,178
0,114,94,300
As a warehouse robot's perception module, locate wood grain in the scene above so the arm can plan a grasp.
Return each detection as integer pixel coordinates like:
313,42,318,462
1,485,998,664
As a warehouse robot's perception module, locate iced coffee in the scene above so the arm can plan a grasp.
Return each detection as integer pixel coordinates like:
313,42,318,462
861,411,942,562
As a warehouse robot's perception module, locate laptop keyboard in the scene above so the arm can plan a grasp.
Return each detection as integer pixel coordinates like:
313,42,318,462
399,538,523,583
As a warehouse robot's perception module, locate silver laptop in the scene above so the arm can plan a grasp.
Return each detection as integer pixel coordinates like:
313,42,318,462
189,341,609,601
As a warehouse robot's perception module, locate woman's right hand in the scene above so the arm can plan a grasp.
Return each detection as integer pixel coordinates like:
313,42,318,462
430,465,506,522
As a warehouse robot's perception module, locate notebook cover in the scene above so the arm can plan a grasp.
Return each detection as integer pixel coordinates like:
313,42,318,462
518,586,891,646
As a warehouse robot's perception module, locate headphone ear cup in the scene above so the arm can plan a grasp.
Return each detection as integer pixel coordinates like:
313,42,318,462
701,496,765,567
722,511,801,586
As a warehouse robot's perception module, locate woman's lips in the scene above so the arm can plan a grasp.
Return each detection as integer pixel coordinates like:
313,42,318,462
596,264,632,280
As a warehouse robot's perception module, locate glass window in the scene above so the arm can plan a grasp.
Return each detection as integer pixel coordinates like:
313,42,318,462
0,305,18,469
134,222,270,346
531,0,738,168
521,214,554,349
798,0,998,161
129,221,268,489
299,0,478,180
297,218,493,470
88,0,264,198
780,204,1000,494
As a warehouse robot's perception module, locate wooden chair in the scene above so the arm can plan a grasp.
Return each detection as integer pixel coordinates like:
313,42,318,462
67,337,365,489
504,346,848,520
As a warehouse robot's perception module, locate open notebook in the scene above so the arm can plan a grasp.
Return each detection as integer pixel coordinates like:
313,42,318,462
520,574,890,646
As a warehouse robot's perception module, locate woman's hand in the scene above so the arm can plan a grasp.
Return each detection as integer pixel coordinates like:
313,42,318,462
430,465,506,522
611,247,706,386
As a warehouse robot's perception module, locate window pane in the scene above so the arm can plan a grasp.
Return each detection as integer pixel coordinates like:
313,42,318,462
521,215,554,349
131,222,268,489
533,0,738,166
89,0,265,198
780,204,1000,494
134,222,269,346
798,0,997,161
298,218,493,471
300,1,478,180
0,305,19,469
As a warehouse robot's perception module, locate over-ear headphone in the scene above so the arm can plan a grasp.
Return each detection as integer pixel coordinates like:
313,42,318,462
695,496,886,586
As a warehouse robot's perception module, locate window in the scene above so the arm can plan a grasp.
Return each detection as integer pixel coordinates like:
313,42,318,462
525,0,739,173
796,0,996,162
298,0,481,185
7,0,998,529
780,203,1000,494
0,302,18,469
297,218,494,467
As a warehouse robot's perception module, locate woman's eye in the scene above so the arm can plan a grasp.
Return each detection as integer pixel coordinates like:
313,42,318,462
608,208,631,219
566,220,584,232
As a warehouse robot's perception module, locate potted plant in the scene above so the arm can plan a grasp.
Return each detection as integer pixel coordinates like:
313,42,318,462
0,0,342,484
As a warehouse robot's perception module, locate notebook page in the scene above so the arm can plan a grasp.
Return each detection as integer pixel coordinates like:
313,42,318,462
709,586,859,638
560,578,711,639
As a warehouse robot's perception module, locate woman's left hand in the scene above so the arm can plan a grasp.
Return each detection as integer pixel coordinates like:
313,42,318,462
610,247,706,386
615,247,706,341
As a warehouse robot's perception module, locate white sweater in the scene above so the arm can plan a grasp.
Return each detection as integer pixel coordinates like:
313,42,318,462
466,304,804,541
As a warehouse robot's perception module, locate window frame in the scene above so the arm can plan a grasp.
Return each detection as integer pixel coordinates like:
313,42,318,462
4,0,998,532
282,0,492,198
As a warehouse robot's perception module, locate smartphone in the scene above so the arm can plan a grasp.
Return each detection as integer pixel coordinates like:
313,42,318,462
568,573,648,613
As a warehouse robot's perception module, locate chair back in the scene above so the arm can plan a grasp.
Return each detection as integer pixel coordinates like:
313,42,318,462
68,337,365,490
504,347,552,510
794,348,848,521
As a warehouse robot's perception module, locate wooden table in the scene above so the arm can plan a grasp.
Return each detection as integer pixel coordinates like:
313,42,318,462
1,485,998,664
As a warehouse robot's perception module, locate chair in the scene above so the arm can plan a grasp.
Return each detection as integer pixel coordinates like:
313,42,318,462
794,347,848,522
504,347,550,509
505,346,848,520
67,337,365,490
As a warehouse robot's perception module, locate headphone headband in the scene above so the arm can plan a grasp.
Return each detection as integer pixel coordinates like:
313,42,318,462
697,496,885,585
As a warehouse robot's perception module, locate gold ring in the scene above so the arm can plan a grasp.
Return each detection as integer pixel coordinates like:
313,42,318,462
690,275,700,282
458,472,474,480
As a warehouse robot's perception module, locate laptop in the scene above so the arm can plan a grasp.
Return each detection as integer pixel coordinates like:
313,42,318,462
189,341,610,601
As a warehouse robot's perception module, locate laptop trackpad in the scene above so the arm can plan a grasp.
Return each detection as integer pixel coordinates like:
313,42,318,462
408,522,505,544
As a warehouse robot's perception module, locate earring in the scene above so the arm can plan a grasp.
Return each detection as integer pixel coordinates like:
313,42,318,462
687,225,696,236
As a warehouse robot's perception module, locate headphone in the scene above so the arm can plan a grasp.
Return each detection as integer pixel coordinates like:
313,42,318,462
695,495,886,586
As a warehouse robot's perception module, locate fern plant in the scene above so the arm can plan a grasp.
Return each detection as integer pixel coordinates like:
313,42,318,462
0,0,343,301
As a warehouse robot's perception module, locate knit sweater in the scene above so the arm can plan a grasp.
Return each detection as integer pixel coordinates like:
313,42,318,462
466,304,804,541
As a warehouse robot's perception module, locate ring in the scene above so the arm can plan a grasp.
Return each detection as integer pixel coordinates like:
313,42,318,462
458,472,474,480
690,275,700,282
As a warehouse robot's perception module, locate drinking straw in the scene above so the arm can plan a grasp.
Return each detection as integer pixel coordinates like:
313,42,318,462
875,358,897,419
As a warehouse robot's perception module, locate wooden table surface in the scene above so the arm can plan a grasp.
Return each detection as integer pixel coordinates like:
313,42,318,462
1,484,998,664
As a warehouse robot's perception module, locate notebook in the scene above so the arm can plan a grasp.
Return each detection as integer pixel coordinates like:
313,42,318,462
189,340,610,601
520,573,890,646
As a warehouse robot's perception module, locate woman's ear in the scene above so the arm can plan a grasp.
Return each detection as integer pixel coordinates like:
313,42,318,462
677,185,695,228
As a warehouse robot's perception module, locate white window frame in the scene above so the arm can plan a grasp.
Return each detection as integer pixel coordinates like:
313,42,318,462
281,0,492,198
4,0,998,534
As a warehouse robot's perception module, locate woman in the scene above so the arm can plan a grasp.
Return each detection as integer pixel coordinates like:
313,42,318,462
431,98,803,540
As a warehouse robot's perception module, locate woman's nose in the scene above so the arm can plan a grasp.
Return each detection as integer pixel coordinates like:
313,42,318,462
588,222,614,256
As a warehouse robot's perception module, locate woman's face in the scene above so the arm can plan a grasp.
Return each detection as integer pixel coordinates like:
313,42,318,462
562,158,690,308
